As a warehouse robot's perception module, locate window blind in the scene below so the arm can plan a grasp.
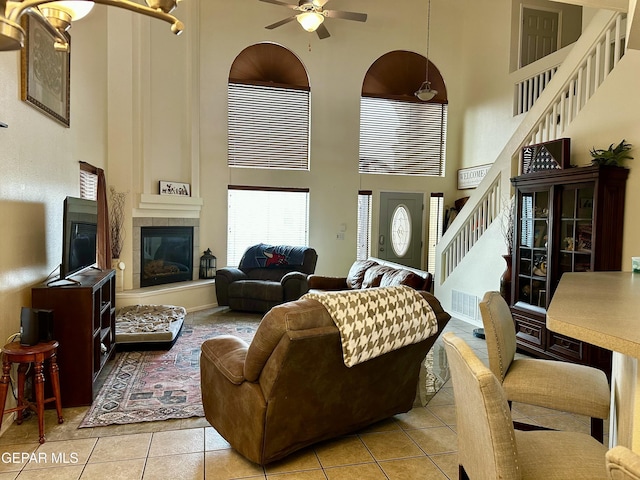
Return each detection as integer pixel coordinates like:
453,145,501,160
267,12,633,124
79,168,97,201
359,97,447,176
228,83,310,170
427,193,444,274
357,191,372,260
227,187,310,267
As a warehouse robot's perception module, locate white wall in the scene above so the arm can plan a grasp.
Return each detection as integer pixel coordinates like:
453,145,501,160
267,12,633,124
105,0,528,284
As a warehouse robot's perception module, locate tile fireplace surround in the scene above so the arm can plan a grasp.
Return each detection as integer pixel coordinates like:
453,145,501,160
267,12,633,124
132,217,200,289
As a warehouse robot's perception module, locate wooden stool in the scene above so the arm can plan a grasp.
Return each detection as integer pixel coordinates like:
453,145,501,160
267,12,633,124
0,341,64,443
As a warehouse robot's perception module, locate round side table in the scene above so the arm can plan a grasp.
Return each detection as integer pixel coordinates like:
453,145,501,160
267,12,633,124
0,340,64,443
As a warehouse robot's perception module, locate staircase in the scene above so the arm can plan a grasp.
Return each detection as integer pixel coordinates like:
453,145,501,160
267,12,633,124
435,10,627,317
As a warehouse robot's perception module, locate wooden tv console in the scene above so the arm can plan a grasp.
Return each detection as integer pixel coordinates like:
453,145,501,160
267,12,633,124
32,269,116,407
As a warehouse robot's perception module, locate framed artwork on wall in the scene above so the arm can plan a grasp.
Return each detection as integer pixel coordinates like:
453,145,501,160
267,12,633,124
20,15,71,127
159,181,191,197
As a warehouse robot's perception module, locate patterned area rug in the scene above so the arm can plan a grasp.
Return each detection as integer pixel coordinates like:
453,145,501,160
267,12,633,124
79,316,260,428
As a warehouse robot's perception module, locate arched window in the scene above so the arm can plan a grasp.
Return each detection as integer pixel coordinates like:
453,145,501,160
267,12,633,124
228,43,310,170
359,50,448,176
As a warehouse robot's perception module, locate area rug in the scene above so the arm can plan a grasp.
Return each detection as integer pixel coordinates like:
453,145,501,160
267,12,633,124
79,317,260,428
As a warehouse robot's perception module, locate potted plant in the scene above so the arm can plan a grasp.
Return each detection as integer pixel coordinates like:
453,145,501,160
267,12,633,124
590,139,633,166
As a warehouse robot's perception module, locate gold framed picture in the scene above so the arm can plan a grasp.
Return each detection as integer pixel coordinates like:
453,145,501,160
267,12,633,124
20,15,71,127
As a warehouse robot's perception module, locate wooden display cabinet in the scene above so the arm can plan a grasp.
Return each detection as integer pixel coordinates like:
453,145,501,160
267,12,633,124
31,269,116,407
510,165,628,374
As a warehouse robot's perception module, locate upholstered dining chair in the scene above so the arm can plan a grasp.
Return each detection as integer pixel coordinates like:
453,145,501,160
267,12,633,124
479,291,610,442
607,446,640,480
442,332,608,479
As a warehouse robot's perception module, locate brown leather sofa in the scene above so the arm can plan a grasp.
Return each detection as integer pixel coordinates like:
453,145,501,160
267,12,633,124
200,289,450,465
215,244,318,313
308,258,433,293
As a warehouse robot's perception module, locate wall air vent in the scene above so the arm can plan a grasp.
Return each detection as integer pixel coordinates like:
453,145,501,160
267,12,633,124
451,290,479,321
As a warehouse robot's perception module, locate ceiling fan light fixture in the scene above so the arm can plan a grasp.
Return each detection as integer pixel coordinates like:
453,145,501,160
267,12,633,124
297,11,323,32
415,81,437,101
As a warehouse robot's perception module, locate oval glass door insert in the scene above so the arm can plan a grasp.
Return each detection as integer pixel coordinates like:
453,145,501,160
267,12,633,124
391,204,411,257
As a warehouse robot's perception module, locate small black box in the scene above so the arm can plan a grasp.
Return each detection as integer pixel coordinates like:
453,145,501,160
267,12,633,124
20,308,54,346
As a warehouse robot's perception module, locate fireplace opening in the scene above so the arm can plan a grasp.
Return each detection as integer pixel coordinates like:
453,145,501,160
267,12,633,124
141,226,193,287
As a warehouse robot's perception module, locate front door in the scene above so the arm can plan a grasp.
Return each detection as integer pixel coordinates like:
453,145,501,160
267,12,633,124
378,192,423,269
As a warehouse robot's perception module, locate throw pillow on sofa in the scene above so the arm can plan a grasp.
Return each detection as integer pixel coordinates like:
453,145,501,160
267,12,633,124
380,268,424,289
362,265,396,288
345,259,378,289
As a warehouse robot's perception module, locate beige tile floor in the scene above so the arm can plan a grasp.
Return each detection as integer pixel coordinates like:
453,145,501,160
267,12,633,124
0,312,604,480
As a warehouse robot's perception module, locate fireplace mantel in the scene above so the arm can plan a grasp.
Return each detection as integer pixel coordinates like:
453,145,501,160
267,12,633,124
134,193,204,218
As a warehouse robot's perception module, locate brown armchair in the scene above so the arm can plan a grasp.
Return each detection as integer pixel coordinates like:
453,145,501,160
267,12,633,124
200,288,450,465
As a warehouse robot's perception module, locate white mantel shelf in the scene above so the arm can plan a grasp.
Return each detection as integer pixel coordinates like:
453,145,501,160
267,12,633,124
135,193,204,218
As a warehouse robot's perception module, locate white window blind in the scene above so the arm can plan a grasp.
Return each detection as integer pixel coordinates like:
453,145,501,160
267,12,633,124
80,169,97,200
359,97,447,176
227,187,310,267
428,193,444,274
357,191,372,260
228,83,310,170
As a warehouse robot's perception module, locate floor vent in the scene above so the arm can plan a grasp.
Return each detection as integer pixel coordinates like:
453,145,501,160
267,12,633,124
451,290,478,321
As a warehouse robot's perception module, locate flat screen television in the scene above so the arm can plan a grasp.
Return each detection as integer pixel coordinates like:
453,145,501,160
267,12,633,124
60,196,98,280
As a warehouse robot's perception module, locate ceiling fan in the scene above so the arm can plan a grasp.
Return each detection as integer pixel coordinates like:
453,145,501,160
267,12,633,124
260,0,367,39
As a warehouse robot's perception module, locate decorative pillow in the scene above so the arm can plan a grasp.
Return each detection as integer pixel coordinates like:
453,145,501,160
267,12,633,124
346,260,378,289
362,265,396,289
380,269,424,290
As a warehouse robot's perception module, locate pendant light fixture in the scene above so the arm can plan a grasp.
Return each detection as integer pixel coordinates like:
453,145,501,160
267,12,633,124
0,0,185,53
415,0,437,102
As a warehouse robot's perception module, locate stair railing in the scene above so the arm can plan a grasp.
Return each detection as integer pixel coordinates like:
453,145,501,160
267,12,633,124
437,10,625,284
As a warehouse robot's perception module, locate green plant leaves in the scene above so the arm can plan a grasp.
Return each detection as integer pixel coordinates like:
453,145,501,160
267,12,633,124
590,139,633,166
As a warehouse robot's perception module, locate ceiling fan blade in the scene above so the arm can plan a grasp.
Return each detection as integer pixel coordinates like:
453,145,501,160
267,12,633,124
265,15,298,29
259,0,299,10
324,10,367,22
316,23,330,39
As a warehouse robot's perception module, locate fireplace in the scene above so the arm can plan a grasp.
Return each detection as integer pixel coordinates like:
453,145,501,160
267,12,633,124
141,226,193,287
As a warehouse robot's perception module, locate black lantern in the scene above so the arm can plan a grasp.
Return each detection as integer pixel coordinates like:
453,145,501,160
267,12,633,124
199,248,217,279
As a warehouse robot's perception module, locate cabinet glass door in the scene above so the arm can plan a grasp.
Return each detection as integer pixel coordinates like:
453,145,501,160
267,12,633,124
517,190,549,309
559,186,594,276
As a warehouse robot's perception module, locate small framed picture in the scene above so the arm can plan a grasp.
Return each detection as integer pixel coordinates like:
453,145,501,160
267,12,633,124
159,181,191,197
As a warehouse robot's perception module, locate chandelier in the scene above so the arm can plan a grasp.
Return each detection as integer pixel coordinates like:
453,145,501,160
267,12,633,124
0,0,184,52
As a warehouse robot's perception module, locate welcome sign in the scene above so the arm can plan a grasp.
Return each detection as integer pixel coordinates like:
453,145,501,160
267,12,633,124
457,164,491,190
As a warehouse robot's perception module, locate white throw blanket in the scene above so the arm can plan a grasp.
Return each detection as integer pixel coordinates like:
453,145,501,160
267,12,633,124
303,285,438,367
